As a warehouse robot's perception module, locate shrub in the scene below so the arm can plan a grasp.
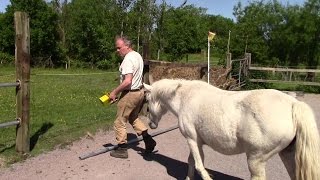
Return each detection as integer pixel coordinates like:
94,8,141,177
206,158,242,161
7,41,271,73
0,52,14,65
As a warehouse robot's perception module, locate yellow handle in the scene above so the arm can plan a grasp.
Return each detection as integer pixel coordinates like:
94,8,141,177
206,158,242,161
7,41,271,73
99,94,110,105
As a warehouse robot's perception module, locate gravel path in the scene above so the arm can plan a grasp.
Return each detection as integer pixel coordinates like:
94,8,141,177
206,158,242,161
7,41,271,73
0,93,319,180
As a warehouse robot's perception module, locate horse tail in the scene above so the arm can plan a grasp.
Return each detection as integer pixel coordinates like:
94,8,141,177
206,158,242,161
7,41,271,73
293,101,320,180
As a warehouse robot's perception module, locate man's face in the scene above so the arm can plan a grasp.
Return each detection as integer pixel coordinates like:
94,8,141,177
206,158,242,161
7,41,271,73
115,39,129,57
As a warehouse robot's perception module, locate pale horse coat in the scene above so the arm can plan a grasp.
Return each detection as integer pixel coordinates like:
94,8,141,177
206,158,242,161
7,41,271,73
144,79,320,180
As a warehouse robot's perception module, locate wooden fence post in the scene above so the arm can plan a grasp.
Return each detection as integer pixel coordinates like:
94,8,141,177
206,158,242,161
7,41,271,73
226,53,232,79
244,53,251,77
15,12,30,153
226,53,232,69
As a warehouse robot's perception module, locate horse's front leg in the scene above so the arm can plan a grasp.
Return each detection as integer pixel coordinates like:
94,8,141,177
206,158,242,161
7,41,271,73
186,138,212,180
186,144,206,180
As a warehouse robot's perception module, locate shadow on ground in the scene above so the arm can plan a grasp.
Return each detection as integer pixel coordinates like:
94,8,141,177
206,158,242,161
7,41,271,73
127,133,243,180
30,122,54,151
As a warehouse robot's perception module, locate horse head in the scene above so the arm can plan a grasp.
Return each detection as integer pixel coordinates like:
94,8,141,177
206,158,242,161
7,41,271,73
143,83,167,129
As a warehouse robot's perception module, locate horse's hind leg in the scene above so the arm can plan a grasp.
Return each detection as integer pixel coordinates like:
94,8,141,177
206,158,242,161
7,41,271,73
186,153,195,180
186,138,211,180
279,143,295,180
247,155,267,180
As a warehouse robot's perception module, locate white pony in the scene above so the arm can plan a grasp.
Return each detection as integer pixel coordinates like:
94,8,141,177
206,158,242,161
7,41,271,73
143,79,320,180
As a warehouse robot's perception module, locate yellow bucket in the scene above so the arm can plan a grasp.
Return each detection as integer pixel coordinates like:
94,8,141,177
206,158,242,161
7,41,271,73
99,93,110,105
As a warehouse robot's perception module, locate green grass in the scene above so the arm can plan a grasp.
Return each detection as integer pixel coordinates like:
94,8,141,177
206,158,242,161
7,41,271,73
184,53,221,65
0,66,119,165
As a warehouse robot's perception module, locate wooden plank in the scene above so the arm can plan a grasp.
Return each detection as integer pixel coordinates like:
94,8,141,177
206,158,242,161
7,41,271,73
231,58,246,62
15,12,30,153
249,79,320,86
249,66,320,73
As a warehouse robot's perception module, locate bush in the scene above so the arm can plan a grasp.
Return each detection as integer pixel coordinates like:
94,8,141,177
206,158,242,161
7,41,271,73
0,52,14,65
96,59,117,70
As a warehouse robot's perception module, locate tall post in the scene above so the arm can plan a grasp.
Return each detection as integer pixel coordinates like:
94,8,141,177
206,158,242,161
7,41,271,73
207,38,210,83
15,12,30,153
226,53,232,69
226,53,232,79
227,30,231,54
207,31,216,84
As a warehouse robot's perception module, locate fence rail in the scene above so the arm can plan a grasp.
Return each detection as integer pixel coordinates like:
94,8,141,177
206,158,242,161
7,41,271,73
249,66,320,86
249,66,320,73
249,79,320,86
0,81,21,129
0,119,20,129
0,81,20,88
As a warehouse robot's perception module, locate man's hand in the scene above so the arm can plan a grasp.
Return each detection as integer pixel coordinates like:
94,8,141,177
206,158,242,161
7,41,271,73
109,91,118,104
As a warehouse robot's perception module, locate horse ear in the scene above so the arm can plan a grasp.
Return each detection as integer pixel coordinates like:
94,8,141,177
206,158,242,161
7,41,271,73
143,83,153,92
177,83,182,90
143,83,152,101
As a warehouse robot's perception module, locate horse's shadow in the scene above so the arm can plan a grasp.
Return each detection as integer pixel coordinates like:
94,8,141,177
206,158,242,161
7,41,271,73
127,133,243,180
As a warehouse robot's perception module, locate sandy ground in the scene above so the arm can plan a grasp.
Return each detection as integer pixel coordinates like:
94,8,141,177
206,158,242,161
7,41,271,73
0,93,319,180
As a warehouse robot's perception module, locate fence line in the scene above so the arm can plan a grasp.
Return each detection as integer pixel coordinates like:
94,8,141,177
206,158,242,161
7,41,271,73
249,79,320,86
249,66,320,73
226,53,251,89
35,72,117,76
249,66,320,86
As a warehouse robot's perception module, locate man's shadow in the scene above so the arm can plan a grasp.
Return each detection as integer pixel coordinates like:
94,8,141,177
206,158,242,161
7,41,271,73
127,133,243,180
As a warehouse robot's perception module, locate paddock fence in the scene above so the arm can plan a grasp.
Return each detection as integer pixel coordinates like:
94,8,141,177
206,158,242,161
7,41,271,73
225,52,320,87
249,66,320,86
0,12,30,153
226,53,251,90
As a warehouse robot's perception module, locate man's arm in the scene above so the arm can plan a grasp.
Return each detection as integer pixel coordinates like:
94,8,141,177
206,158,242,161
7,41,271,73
109,73,133,102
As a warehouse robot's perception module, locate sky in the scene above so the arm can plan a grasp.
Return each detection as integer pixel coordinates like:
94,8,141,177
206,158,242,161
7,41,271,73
0,0,306,20
165,0,305,20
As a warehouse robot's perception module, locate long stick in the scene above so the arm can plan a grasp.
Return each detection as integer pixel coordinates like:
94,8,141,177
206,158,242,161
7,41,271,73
79,125,179,160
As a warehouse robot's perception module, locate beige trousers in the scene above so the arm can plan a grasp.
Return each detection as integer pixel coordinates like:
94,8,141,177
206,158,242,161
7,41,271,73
114,89,147,144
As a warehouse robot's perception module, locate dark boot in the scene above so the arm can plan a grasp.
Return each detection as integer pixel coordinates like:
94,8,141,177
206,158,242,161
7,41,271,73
142,131,156,154
110,144,128,159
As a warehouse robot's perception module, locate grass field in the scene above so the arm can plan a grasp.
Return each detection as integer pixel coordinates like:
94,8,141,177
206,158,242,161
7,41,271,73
0,66,119,165
184,53,221,65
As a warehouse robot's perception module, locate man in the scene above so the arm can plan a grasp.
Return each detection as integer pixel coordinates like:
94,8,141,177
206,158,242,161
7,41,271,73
109,35,156,159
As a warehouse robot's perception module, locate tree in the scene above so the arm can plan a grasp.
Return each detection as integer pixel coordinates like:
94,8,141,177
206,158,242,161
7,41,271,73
205,15,235,62
0,0,62,67
233,0,320,69
160,5,207,61
65,0,119,68
302,0,320,68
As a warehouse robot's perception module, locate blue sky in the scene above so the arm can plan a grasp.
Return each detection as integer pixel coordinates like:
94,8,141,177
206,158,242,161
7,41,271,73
165,0,305,19
0,0,305,20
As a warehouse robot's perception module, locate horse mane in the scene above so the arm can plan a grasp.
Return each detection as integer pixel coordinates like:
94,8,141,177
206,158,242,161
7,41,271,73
151,79,219,100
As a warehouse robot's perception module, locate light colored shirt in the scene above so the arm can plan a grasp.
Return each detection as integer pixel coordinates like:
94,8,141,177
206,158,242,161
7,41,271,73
119,51,144,90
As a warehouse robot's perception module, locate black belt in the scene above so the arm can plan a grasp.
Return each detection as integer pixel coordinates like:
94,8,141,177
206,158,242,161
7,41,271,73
124,88,142,92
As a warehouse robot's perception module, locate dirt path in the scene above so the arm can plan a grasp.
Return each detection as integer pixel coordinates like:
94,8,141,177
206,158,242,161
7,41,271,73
0,93,319,180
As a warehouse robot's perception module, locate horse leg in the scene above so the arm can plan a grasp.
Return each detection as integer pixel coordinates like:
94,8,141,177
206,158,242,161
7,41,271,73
186,138,212,180
186,153,195,180
279,143,295,180
186,144,205,180
247,155,267,180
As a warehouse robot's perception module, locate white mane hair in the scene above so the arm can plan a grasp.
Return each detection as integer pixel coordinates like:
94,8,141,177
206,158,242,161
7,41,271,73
149,78,223,101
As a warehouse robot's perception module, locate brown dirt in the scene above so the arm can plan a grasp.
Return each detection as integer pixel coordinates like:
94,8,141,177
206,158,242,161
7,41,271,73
0,93,319,180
